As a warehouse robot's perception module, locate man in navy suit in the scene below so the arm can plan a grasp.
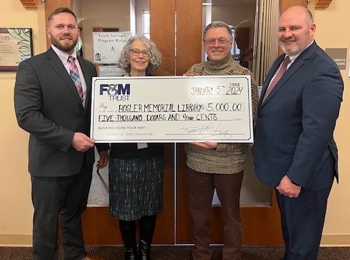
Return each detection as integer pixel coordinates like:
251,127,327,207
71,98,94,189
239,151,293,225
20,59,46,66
14,7,108,260
253,5,343,260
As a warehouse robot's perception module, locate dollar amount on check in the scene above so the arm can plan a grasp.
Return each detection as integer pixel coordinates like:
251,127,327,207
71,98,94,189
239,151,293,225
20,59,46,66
91,76,254,143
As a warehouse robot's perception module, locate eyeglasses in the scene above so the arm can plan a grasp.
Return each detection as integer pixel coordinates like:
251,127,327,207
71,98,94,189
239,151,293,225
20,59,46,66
130,49,151,57
204,38,231,46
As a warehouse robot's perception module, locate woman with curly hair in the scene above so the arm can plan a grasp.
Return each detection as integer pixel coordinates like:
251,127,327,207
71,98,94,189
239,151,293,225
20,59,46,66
108,35,163,260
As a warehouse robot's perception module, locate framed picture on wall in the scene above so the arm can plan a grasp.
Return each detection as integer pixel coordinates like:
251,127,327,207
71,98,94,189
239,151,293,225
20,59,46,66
0,28,33,71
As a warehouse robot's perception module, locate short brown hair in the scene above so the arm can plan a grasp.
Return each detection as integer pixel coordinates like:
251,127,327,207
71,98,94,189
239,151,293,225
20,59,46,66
48,7,77,23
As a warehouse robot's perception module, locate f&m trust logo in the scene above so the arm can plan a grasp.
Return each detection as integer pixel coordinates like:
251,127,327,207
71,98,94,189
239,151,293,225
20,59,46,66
99,82,131,101
100,83,130,95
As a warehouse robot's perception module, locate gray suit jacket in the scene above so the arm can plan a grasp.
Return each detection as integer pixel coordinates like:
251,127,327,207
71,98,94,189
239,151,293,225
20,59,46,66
14,47,97,177
253,42,344,190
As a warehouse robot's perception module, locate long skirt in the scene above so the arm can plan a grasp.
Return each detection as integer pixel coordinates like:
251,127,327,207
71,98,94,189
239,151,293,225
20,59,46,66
109,156,164,221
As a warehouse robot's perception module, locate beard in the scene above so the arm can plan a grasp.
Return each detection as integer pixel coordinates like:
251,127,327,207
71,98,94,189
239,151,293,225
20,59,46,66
50,35,78,53
279,37,310,57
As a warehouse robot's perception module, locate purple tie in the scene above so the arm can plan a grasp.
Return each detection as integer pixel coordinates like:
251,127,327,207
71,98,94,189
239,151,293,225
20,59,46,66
67,56,83,101
263,56,291,102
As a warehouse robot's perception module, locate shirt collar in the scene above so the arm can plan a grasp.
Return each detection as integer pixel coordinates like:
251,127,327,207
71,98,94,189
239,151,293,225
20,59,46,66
287,40,314,63
51,45,77,64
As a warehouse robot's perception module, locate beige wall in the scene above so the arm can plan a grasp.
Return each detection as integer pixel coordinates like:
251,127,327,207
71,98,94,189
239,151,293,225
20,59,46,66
310,0,350,245
0,0,349,246
79,0,131,62
0,0,46,245
74,0,148,64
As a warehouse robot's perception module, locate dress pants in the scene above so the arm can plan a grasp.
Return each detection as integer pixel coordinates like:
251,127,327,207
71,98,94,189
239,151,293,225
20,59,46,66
31,162,92,260
276,185,332,260
187,167,243,260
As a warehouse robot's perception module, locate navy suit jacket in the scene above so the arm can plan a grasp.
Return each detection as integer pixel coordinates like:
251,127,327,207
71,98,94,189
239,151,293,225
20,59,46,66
14,47,98,177
253,42,343,191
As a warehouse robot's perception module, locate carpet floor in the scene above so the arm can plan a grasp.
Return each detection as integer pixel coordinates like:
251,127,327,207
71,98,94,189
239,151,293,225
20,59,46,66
1,245,349,259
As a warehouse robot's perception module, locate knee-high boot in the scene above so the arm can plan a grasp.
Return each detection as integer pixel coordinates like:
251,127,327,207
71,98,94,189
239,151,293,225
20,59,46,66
138,215,157,260
119,220,138,260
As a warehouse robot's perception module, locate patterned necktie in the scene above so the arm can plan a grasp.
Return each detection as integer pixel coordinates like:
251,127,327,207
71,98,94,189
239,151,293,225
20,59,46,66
67,56,83,101
262,56,291,103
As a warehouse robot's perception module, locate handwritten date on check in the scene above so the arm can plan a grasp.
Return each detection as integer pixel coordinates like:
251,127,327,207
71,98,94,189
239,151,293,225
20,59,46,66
91,76,254,143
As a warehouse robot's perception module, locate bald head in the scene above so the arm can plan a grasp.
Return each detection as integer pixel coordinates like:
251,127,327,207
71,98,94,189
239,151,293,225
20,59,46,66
281,5,313,25
278,5,316,56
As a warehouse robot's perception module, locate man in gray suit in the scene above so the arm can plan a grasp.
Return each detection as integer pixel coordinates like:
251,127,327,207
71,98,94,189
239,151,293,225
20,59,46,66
14,7,108,260
253,5,343,260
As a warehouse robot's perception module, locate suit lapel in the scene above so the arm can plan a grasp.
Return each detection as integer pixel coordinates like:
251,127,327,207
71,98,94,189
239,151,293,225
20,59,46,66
260,42,316,107
45,48,85,106
259,56,284,107
262,59,300,105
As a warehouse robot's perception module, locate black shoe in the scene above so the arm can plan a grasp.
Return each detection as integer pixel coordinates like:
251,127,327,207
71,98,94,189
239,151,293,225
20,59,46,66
119,220,138,260
125,246,138,260
138,240,151,260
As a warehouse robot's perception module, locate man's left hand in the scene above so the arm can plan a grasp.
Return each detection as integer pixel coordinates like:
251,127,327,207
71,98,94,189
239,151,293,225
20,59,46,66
276,175,301,198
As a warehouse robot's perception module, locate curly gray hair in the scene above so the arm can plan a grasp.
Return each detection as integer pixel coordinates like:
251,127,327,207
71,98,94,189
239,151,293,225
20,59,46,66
117,35,162,75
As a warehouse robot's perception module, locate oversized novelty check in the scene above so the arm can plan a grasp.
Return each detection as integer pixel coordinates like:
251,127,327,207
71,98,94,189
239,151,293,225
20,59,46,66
91,76,254,143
